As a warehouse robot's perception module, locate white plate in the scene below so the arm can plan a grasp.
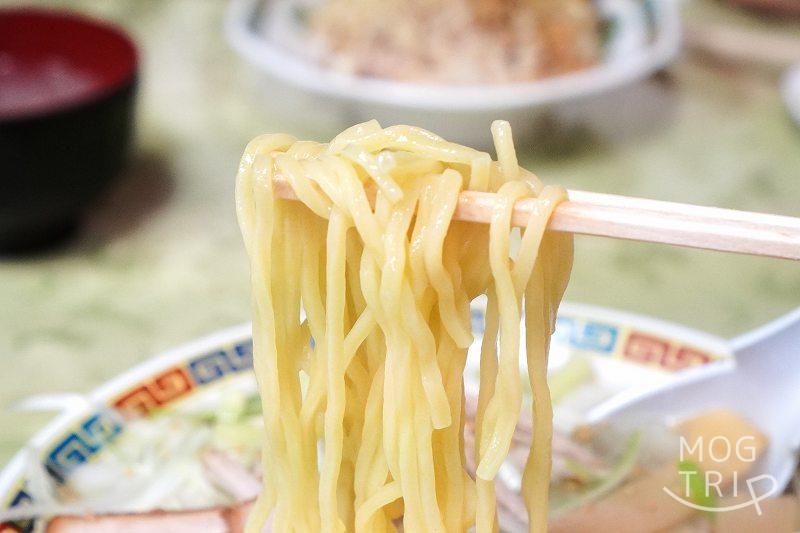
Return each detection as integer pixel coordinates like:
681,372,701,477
224,0,682,146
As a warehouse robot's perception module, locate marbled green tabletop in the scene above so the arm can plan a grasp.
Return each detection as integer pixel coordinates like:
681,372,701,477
1,0,798,465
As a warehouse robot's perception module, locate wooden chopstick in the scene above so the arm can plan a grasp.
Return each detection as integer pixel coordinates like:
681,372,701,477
272,177,800,261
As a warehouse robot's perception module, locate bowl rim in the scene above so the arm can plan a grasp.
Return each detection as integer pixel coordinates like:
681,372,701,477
224,0,682,111
0,7,139,122
0,322,253,526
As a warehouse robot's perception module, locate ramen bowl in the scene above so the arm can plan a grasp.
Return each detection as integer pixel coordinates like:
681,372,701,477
0,8,138,252
0,302,729,531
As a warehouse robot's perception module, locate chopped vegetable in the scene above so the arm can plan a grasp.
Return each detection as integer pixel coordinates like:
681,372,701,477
553,431,641,516
550,462,696,532
678,460,716,511
549,356,594,405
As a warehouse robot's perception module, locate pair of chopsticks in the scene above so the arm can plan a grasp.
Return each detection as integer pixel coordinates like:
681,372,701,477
272,177,800,261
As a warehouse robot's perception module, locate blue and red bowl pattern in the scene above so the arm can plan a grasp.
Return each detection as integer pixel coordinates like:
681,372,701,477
0,311,723,531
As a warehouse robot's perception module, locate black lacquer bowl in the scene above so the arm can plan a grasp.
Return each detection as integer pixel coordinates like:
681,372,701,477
0,8,138,252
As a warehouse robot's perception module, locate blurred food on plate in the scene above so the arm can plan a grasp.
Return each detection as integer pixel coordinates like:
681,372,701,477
228,0,680,145
308,0,600,83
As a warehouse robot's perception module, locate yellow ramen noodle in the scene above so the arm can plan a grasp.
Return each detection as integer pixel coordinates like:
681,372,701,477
235,121,573,532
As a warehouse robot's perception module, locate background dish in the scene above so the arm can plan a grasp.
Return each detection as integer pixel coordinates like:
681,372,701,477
0,8,138,252
0,302,728,531
224,0,681,146
784,64,800,128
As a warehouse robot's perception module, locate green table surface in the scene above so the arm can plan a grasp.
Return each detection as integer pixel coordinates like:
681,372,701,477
1,0,799,465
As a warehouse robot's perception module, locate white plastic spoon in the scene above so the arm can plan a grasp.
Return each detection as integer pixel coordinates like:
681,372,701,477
587,307,800,492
